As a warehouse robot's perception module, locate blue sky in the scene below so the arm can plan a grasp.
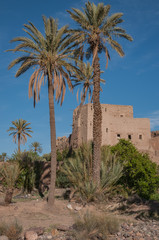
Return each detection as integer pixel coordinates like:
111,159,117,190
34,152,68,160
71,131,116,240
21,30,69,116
0,0,159,156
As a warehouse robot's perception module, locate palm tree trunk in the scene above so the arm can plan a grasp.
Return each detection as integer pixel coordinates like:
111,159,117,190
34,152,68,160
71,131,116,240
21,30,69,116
4,188,13,204
92,48,102,185
18,133,20,153
47,75,57,207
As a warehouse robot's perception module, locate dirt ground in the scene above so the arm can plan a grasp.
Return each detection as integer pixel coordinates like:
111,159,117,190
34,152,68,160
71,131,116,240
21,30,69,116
0,190,75,231
0,189,159,233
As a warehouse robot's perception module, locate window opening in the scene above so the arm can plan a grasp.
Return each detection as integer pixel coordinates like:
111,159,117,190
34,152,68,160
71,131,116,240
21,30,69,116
117,134,120,140
128,135,131,140
106,128,108,133
139,135,142,140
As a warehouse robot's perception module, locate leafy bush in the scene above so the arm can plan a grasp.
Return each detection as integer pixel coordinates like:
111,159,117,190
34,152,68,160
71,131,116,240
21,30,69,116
111,139,159,199
0,221,22,240
56,169,70,188
42,153,51,161
10,150,43,193
56,148,73,188
72,211,119,240
62,143,123,202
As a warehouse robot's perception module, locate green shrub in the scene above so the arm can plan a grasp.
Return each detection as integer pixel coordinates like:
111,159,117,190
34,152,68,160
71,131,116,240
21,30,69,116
56,168,71,188
150,193,159,201
62,143,123,202
72,211,119,240
42,153,51,161
56,148,73,188
0,221,22,240
10,150,43,193
111,139,159,199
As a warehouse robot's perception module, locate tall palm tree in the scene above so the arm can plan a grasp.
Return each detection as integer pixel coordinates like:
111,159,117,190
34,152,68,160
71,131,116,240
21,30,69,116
30,141,42,154
8,16,79,207
7,119,32,153
68,1,133,184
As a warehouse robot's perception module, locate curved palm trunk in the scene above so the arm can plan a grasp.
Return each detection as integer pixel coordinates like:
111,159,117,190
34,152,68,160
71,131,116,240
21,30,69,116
18,133,20,153
92,49,102,185
47,75,57,207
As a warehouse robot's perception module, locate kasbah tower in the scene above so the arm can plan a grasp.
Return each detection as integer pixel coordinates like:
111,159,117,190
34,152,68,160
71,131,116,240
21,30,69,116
67,103,159,163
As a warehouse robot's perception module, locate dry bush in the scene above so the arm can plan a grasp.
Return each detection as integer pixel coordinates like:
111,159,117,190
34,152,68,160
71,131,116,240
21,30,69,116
72,211,119,240
0,221,22,240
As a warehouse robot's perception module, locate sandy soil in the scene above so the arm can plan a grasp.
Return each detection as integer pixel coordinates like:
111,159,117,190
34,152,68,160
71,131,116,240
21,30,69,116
0,190,75,231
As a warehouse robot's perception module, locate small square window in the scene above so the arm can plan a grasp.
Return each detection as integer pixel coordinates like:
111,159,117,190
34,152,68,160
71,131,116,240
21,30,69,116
128,135,131,140
120,115,123,117
117,134,120,140
139,135,142,140
106,128,108,133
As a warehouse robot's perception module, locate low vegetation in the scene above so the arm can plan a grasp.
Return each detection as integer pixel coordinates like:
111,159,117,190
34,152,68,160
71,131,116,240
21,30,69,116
0,221,22,240
61,143,123,203
71,211,119,240
0,162,21,204
0,139,159,207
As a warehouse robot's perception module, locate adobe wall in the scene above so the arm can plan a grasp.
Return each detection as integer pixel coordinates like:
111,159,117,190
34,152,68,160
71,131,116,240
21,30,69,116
72,103,151,152
150,136,159,157
70,104,88,147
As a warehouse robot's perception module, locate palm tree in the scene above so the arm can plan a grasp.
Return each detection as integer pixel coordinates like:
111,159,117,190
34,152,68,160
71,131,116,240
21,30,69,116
68,1,133,184
71,61,104,148
8,16,79,207
30,141,42,154
7,119,32,153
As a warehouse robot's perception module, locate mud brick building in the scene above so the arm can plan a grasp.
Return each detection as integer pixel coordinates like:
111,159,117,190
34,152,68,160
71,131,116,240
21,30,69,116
69,103,159,163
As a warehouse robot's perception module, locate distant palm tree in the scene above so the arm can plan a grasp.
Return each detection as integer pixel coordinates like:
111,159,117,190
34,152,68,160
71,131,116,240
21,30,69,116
68,1,133,184
7,119,32,153
8,16,79,207
30,141,42,154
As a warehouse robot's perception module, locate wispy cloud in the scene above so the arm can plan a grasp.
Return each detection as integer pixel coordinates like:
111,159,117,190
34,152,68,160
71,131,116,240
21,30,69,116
149,111,159,129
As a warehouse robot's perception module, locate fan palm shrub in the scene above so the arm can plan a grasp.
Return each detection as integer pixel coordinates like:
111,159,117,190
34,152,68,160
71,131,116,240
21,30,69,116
62,143,123,203
0,163,21,204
